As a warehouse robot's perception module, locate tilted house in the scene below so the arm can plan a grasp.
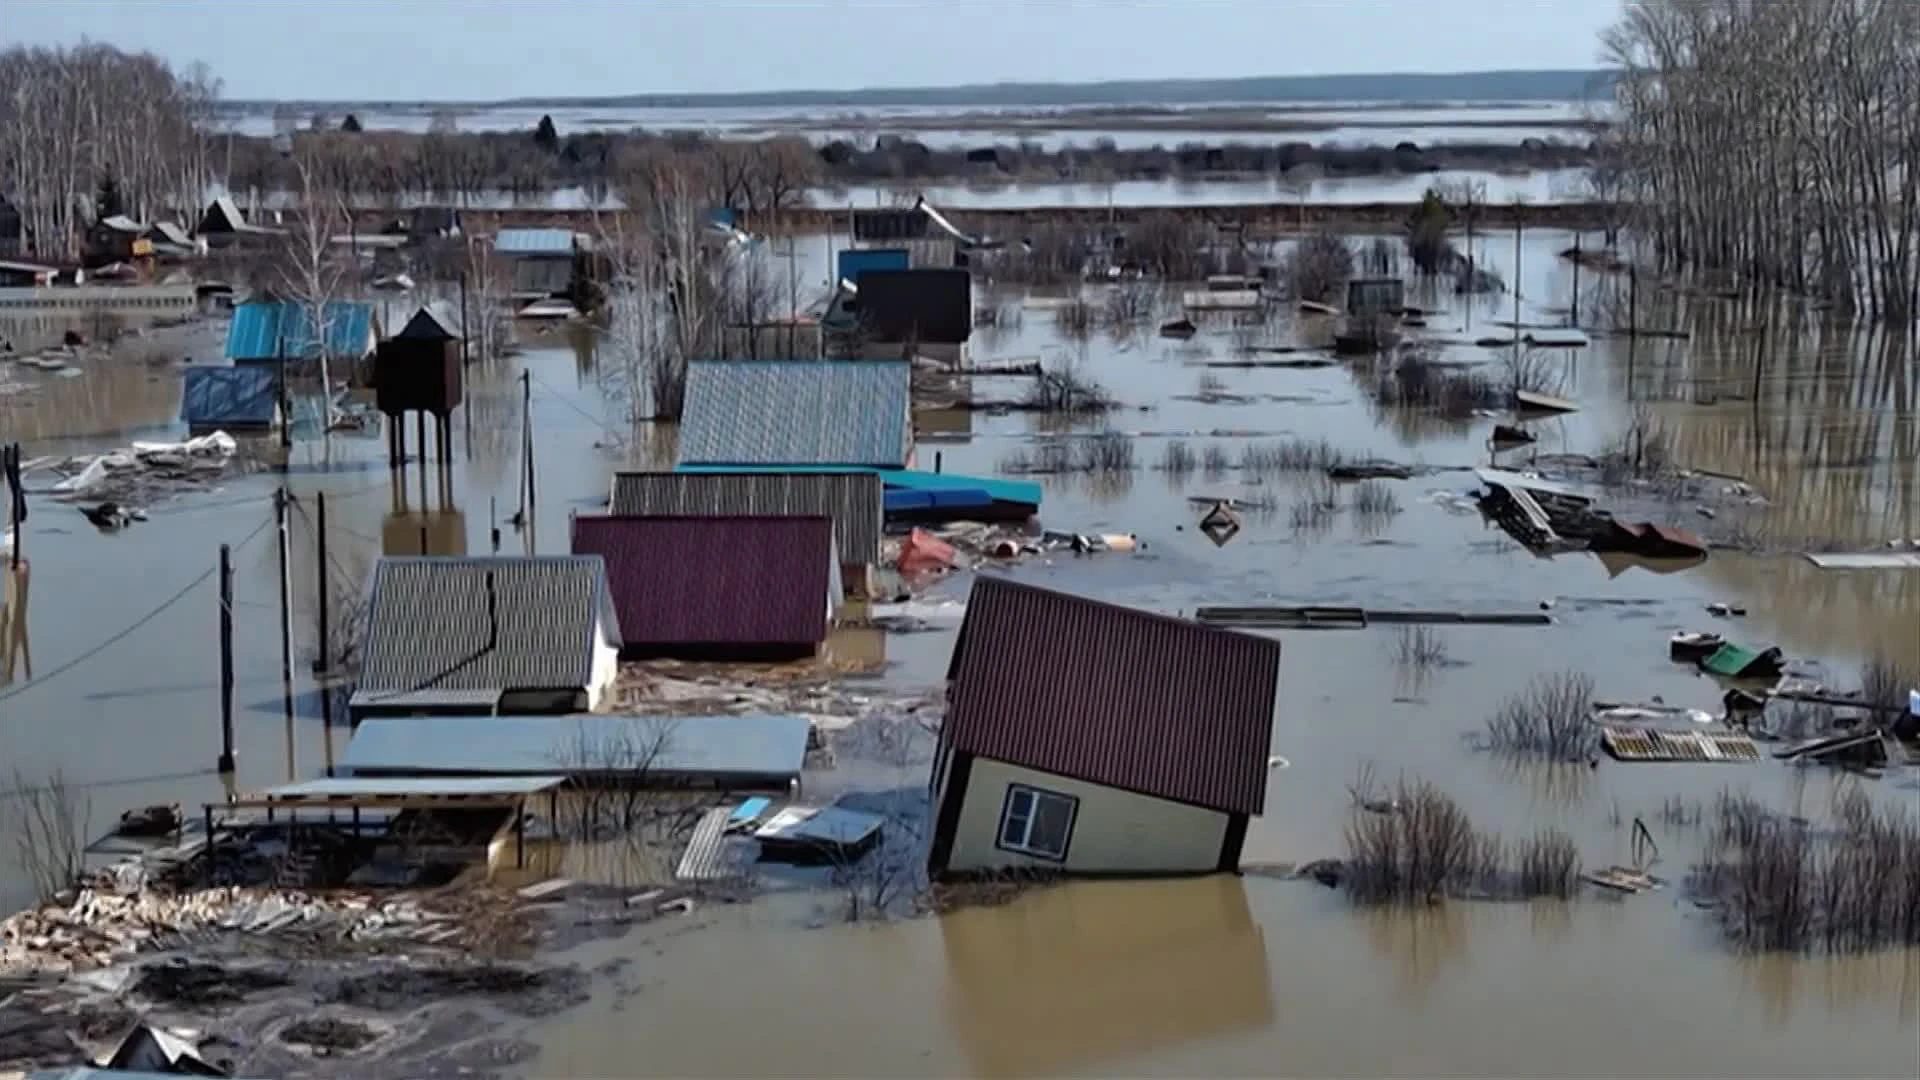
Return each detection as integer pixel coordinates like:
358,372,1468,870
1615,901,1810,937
927,576,1282,879
608,470,882,597
180,365,281,435
348,555,622,723
674,360,912,469
570,514,841,661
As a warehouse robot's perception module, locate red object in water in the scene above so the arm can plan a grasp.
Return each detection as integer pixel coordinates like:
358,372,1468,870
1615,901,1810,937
897,528,956,575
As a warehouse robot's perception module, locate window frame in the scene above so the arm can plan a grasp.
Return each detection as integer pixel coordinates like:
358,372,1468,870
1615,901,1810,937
994,783,1078,862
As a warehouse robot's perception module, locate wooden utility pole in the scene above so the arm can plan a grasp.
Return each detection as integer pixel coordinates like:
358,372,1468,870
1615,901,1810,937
313,492,329,676
217,542,236,776
3,442,22,570
274,488,296,781
520,369,537,533
460,271,473,459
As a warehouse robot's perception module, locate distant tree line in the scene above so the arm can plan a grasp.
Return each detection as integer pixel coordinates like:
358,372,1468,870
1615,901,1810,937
0,44,219,260
1604,0,1920,322
216,123,1596,207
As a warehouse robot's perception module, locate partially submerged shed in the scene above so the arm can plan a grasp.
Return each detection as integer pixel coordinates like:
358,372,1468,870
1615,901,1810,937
224,299,377,369
928,576,1282,879
675,359,912,469
348,555,622,722
179,365,280,435
570,514,841,660
341,713,812,793
493,228,588,300
849,267,973,346
609,469,882,593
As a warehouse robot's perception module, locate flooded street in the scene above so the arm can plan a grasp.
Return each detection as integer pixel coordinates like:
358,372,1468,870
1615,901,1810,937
3,228,1916,1076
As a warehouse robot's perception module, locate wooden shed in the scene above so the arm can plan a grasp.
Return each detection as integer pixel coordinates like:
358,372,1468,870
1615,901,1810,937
375,304,464,417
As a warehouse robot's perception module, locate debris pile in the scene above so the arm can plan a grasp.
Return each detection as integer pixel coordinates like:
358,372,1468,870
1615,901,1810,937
0,883,520,977
38,431,242,505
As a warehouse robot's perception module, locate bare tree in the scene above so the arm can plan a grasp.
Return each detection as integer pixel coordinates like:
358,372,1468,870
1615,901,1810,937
5,767,92,904
281,137,356,443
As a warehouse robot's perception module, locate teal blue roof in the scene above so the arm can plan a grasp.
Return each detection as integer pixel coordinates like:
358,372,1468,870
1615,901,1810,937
225,300,375,362
677,464,1040,508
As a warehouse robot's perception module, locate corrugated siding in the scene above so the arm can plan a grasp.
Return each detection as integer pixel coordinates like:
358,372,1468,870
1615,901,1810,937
944,575,1281,816
494,228,577,256
676,361,910,468
356,556,611,700
180,366,277,427
608,470,881,565
570,515,836,646
224,300,374,360
343,713,812,779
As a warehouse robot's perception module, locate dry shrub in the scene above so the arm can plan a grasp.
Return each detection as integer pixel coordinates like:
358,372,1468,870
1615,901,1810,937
1341,779,1583,906
1201,444,1231,476
5,767,92,903
1026,349,1112,413
1352,479,1403,517
1288,477,1339,534
1239,436,1349,477
1159,439,1196,475
1374,346,1506,418
1286,230,1355,304
1484,671,1598,761
1393,625,1448,669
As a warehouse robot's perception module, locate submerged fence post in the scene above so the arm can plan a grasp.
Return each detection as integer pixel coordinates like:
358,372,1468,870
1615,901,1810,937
217,542,235,776
274,489,296,782
314,492,329,676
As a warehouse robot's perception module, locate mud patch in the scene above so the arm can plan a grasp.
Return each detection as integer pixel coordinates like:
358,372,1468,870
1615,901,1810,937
280,1015,384,1053
134,958,292,1005
322,962,589,1018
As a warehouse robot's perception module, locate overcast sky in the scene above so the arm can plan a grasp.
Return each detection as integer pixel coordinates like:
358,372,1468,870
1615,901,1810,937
5,0,1618,101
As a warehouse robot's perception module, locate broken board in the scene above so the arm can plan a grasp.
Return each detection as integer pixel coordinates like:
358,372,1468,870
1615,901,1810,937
1601,726,1761,763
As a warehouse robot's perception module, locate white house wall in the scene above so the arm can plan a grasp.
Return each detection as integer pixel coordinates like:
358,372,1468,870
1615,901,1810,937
945,755,1229,875
587,614,621,711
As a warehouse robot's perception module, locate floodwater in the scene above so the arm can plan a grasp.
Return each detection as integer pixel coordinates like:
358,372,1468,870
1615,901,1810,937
3,228,1917,1076
218,99,1605,139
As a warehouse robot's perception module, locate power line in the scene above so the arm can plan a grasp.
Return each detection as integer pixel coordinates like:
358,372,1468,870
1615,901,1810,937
0,514,275,705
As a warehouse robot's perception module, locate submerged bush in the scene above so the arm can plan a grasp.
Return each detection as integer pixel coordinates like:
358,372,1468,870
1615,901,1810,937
1483,672,1598,761
1343,778,1582,906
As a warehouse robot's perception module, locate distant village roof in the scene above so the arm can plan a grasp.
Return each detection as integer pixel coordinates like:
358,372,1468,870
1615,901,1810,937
351,555,619,711
149,221,195,247
608,470,882,566
492,228,580,256
943,576,1282,816
569,515,838,648
96,214,146,234
225,299,375,361
180,365,278,428
676,360,911,469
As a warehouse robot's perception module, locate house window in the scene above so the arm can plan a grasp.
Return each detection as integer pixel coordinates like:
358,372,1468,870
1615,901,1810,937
996,784,1077,861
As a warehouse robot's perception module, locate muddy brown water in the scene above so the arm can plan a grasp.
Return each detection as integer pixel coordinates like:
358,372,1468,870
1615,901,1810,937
2,230,1916,1076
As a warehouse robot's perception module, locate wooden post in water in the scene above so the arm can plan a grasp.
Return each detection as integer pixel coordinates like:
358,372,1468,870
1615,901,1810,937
4,441,21,570
217,542,236,776
274,489,296,781
461,270,473,461
521,368,537,537
314,492,330,676
1569,235,1582,326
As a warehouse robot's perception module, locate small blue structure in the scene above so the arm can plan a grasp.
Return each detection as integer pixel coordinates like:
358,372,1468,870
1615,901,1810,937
180,365,280,434
836,247,910,286
676,463,1041,522
492,228,581,257
224,299,376,365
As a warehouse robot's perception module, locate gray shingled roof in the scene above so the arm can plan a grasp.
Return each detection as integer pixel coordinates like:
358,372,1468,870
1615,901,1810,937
608,470,882,565
353,556,618,708
676,360,911,468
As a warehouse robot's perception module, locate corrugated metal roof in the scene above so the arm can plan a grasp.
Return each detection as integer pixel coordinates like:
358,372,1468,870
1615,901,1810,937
224,300,375,361
608,470,882,565
355,555,618,705
493,228,578,256
342,714,812,783
944,576,1281,816
180,366,278,428
884,468,1042,508
570,515,836,647
677,360,911,468
260,776,566,799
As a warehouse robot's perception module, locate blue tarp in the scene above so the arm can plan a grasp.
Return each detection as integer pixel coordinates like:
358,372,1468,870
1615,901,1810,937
837,247,910,285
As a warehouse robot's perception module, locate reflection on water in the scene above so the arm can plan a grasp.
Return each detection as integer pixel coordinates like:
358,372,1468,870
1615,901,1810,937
1359,902,1469,1002
941,877,1271,1079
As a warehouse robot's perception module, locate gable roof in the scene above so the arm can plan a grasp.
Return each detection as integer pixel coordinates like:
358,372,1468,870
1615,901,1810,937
570,515,836,646
396,302,462,341
608,470,881,566
943,576,1282,816
353,555,618,707
493,228,579,256
180,365,278,427
677,360,911,468
225,299,375,360
200,195,247,232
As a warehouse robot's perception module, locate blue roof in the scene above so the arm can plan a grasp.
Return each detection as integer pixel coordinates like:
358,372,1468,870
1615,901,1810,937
677,463,1042,509
493,228,578,256
837,247,910,284
224,300,375,362
677,360,911,468
342,714,813,785
180,365,278,428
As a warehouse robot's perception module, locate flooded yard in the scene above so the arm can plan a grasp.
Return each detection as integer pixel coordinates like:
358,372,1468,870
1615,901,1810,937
2,227,1916,1076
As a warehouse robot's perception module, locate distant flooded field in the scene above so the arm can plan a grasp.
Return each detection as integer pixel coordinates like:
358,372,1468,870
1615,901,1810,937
1,227,1915,1076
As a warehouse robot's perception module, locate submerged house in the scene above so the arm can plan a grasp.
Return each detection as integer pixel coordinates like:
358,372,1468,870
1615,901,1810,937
927,576,1282,879
179,365,281,435
570,514,841,660
87,214,153,264
196,195,284,249
675,359,912,469
225,298,377,370
608,469,883,596
348,555,622,723
493,227,589,301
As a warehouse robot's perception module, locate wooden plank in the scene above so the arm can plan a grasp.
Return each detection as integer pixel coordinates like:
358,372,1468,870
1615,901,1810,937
1803,551,1920,570
676,806,745,883
1600,726,1759,763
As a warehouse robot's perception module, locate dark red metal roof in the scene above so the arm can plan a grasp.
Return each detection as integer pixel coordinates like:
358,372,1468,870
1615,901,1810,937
569,515,835,646
943,575,1282,816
